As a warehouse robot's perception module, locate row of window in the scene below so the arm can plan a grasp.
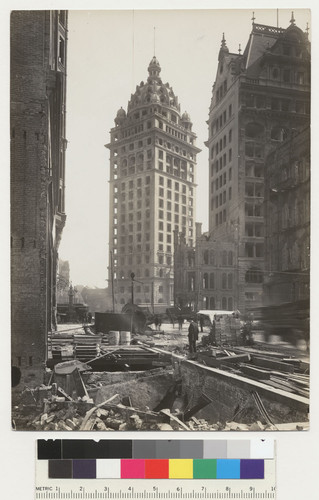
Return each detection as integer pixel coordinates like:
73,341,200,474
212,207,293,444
202,296,234,311
215,79,228,103
245,182,264,198
156,120,187,142
116,266,169,280
159,176,193,194
211,129,232,158
202,272,233,290
271,67,308,86
243,93,309,115
211,187,232,210
211,149,233,175
210,104,233,136
211,168,232,192
158,193,193,212
202,250,233,266
215,210,227,226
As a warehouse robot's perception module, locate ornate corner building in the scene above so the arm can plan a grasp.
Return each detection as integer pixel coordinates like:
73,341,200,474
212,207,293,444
106,57,200,311
205,17,310,314
11,11,68,389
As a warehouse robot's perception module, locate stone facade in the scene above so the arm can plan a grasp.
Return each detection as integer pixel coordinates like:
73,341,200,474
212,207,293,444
263,126,310,306
174,224,237,311
205,19,310,314
106,57,200,311
11,11,68,389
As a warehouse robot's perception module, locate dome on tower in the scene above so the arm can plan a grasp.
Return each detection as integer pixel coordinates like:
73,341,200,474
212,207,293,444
114,107,126,125
127,58,181,115
182,111,192,123
150,92,160,103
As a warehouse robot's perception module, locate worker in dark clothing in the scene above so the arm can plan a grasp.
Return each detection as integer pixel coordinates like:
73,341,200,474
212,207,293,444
199,315,204,333
178,315,183,331
188,319,199,353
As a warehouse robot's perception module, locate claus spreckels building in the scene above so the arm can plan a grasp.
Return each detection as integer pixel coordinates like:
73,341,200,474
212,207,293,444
106,57,200,311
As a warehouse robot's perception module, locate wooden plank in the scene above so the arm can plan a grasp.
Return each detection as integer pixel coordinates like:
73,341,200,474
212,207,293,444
251,355,295,373
240,364,271,380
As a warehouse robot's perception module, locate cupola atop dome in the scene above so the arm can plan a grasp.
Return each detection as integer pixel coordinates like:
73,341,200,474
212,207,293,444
114,107,126,126
148,56,161,80
127,57,181,114
182,111,191,122
181,111,192,131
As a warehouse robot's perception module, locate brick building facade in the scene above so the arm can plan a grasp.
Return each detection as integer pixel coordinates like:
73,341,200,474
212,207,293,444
11,11,68,390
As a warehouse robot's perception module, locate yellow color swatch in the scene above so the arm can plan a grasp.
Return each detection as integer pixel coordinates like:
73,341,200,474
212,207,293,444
169,459,193,479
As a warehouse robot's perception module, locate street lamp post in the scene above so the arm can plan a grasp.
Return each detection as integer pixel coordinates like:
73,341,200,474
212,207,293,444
130,272,135,305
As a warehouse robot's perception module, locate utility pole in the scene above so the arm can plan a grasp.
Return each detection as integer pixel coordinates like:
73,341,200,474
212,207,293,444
130,272,135,305
151,280,154,314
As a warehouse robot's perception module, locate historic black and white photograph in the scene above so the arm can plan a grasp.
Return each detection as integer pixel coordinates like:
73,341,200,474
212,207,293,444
11,8,310,431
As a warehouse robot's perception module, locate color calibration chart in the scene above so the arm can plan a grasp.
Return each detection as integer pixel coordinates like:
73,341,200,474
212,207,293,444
36,439,276,499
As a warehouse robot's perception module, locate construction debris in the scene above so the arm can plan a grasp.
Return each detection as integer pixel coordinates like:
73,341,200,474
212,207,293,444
13,321,309,431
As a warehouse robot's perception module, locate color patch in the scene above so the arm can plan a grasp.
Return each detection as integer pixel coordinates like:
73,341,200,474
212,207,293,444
227,440,250,459
179,440,203,459
73,459,96,479
250,440,274,459
121,459,145,478
96,459,121,479
193,459,217,479
169,459,193,479
203,440,227,458
240,459,264,479
38,440,62,460
156,440,180,459
133,440,157,459
217,459,240,479
145,459,169,479
48,459,72,479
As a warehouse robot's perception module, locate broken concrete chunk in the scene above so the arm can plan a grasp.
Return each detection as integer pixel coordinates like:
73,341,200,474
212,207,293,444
157,423,174,431
65,418,77,430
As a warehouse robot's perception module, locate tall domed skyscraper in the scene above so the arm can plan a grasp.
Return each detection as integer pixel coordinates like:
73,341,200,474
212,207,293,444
106,57,200,310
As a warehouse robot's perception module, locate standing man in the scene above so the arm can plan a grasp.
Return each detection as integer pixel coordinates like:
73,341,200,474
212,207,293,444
178,315,183,331
188,318,199,354
199,315,204,333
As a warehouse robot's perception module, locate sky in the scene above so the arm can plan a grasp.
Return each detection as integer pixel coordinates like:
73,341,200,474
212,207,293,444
57,8,311,288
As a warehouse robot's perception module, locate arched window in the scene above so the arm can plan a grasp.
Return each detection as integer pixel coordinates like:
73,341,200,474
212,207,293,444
203,250,209,265
222,250,227,266
228,297,233,310
203,273,208,289
222,297,227,309
209,273,215,289
210,250,215,265
209,296,215,309
222,273,227,289
228,251,233,266
228,274,233,289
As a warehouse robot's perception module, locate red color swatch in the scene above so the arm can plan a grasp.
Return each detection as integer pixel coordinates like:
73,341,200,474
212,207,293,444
145,459,169,479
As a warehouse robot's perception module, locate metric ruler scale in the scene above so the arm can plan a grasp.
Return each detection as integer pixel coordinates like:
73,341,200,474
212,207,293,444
35,484,276,500
36,440,275,499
